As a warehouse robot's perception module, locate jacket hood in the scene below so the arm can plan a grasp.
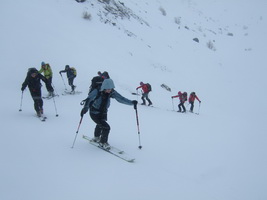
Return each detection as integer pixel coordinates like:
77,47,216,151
100,79,115,91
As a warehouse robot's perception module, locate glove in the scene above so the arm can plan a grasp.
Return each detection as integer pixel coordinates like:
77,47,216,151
21,87,25,92
59,71,62,75
199,101,201,103
136,88,138,90
132,100,138,110
80,107,88,117
171,96,173,98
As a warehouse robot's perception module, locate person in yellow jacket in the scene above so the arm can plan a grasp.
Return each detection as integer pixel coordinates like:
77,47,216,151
39,62,54,96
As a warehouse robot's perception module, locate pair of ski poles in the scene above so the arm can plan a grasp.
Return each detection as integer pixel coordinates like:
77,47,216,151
72,106,142,149
19,90,59,117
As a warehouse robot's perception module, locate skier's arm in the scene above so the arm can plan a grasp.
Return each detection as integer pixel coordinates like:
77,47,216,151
112,90,134,106
21,76,29,91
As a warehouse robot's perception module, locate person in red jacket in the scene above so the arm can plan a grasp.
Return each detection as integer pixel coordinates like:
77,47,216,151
172,91,187,113
136,82,152,106
189,92,201,112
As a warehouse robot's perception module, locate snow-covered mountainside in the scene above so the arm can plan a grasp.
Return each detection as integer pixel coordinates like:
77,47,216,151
0,0,266,200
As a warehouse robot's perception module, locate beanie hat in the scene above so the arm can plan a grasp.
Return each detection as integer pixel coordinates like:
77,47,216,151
28,68,38,74
100,79,115,91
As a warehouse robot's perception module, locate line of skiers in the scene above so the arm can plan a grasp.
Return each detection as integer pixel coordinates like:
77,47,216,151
21,62,77,117
21,64,201,150
171,91,201,113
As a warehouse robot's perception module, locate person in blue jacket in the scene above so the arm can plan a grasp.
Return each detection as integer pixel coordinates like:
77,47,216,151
80,79,138,150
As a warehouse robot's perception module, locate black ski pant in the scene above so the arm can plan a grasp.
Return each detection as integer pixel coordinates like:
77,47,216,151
68,76,76,91
45,77,54,92
90,112,110,143
189,102,194,112
30,89,43,113
141,92,152,105
178,102,186,112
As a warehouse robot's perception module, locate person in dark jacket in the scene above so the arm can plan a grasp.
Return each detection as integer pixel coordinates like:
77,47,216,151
136,82,152,106
188,92,201,112
21,68,54,117
172,91,187,113
59,65,76,92
81,79,138,150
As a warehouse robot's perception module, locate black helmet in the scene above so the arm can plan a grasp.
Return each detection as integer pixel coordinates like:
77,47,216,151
102,71,110,79
65,65,70,70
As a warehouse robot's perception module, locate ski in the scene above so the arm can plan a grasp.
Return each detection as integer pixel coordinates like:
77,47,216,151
37,115,47,122
82,135,135,163
42,94,59,99
188,111,199,115
62,91,82,95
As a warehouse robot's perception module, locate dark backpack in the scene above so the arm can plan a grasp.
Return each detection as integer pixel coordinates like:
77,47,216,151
146,83,152,92
89,76,104,93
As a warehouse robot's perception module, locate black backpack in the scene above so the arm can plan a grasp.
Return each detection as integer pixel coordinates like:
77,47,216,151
89,76,104,93
146,83,152,92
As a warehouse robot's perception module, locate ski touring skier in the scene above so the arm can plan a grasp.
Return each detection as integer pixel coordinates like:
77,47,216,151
21,68,54,117
136,81,153,106
188,92,201,112
59,65,77,93
172,91,187,113
80,78,138,150
39,61,55,97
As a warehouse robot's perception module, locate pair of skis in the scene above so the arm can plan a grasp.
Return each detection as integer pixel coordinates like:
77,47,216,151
37,115,47,122
82,135,135,163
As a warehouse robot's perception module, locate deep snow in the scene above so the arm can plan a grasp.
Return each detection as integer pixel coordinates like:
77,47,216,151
0,0,267,200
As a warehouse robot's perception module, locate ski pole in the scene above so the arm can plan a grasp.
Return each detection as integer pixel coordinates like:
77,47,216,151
51,83,59,96
196,102,201,115
172,98,174,111
51,95,59,117
71,116,83,148
19,91,24,111
60,73,67,90
134,107,142,149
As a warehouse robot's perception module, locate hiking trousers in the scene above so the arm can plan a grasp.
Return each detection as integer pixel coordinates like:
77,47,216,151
90,112,110,143
30,89,43,113
141,92,152,105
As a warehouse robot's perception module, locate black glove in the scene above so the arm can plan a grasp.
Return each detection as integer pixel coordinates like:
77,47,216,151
171,96,173,99
132,100,138,110
21,87,25,92
80,107,88,117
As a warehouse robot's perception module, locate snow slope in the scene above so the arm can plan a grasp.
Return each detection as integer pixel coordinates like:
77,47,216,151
0,0,267,200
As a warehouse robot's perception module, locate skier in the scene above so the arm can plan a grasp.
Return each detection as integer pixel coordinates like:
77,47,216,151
21,68,54,117
80,78,138,150
136,82,152,106
189,92,201,112
59,65,77,92
39,62,54,97
172,91,187,113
